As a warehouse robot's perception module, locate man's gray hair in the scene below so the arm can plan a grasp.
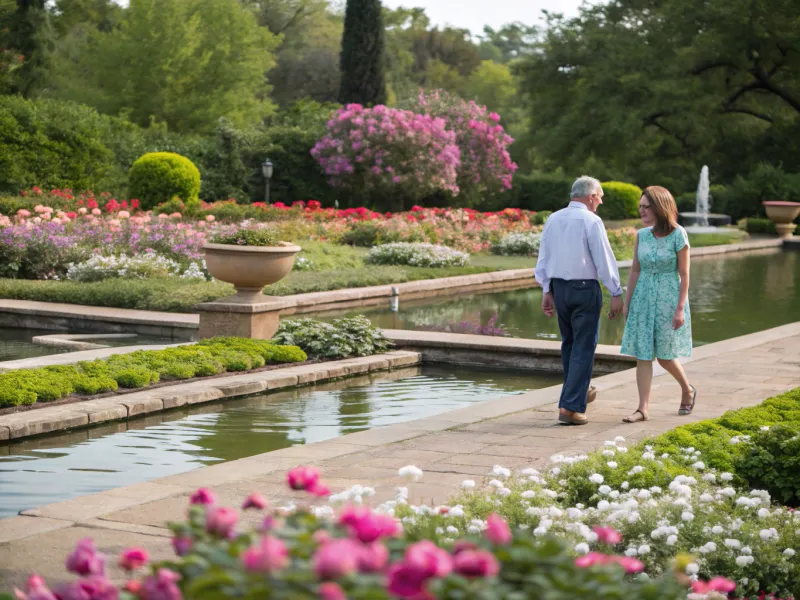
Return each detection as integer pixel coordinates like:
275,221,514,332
570,176,602,199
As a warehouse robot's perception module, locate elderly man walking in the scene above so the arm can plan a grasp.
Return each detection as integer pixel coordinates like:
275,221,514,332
534,176,624,425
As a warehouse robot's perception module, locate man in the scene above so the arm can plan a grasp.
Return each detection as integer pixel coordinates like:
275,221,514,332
534,176,624,425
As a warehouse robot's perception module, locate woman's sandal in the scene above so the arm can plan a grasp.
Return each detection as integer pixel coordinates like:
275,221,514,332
622,409,648,423
679,385,697,416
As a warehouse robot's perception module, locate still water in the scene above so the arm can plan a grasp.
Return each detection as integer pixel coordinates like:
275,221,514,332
0,328,72,362
326,250,800,347
0,365,555,518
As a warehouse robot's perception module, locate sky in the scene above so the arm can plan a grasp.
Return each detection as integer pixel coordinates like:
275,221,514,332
381,0,590,35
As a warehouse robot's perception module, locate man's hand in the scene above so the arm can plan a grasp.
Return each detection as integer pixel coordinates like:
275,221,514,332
609,295,623,319
542,291,555,317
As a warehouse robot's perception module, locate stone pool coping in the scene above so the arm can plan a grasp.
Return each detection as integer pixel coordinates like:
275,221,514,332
0,351,422,441
0,238,784,339
0,320,797,551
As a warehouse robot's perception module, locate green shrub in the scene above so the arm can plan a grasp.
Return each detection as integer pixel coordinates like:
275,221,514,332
159,363,197,380
743,217,799,235
719,163,800,220
510,173,572,212
113,366,159,388
73,375,118,395
273,315,390,359
210,228,280,246
735,425,800,507
267,345,308,363
128,152,201,210
0,387,37,406
531,210,551,225
218,350,254,372
675,192,695,213
600,181,641,219
339,221,381,247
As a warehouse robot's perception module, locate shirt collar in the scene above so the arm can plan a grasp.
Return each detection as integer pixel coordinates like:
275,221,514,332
569,201,589,211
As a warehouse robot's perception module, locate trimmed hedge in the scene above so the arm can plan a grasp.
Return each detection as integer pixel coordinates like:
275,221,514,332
600,181,641,219
509,173,572,213
743,217,799,235
0,337,307,408
128,152,202,210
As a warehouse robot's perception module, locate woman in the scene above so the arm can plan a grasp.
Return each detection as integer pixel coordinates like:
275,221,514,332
620,186,696,423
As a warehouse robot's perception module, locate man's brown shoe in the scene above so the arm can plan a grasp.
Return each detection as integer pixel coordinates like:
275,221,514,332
558,412,589,426
587,385,597,404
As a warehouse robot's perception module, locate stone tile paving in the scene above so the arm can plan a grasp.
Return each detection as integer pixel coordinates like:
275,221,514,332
0,322,799,589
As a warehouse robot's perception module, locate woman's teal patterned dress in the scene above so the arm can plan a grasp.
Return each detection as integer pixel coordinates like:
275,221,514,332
620,226,692,361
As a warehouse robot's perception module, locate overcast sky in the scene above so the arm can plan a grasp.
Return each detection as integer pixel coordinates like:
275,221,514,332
381,0,590,35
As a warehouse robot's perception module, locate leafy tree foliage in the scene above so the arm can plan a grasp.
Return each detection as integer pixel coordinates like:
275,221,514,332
338,0,386,106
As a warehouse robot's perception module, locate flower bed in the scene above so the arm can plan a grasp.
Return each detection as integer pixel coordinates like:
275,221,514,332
365,242,470,268
6,468,716,600
398,386,800,598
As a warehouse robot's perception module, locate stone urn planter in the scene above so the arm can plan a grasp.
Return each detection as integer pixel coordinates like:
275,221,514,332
202,241,302,302
763,201,800,238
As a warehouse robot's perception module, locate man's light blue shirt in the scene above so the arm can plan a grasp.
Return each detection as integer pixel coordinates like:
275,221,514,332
534,201,623,296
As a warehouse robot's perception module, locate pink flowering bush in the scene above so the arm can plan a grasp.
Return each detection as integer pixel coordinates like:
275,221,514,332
409,90,518,206
6,467,702,600
311,104,461,211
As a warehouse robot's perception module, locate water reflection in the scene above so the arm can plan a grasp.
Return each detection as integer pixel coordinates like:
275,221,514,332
0,365,555,518
326,250,799,347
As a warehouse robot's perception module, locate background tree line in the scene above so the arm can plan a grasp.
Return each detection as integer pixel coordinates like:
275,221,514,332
1,0,798,218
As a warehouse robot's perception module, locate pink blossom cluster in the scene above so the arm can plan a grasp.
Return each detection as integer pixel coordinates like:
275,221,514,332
411,90,518,199
311,104,462,201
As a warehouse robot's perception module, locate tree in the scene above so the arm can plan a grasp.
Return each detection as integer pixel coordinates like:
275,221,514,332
5,0,54,96
50,0,279,133
51,0,122,35
338,0,386,106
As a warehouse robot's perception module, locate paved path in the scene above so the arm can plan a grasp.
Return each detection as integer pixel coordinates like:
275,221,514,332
1,322,799,589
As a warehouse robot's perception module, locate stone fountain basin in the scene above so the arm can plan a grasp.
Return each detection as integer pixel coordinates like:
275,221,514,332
678,212,732,227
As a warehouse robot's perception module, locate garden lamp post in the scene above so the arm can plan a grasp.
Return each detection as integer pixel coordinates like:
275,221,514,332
262,160,273,204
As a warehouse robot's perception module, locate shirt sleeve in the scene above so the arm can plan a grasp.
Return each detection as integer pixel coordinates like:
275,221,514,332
675,226,690,252
588,219,623,296
534,220,552,294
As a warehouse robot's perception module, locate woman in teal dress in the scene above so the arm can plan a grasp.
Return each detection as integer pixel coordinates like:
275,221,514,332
620,186,696,423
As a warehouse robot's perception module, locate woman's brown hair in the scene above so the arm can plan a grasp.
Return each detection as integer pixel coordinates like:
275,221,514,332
642,186,679,236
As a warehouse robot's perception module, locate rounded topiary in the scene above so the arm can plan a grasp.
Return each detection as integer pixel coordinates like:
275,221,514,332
128,152,201,211
600,181,642,220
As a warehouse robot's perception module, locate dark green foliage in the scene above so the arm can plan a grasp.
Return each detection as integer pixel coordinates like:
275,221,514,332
6,0,54,96
128,152,202,210
210,228,280,246
600,181,642,220
338,0,387,106
273,315,391,359
735,425,800,507
509,173,572,212
744,218,799,235
717,164,800,221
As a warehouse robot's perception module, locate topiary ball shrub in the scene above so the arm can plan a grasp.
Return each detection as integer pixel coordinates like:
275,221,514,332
113,365,159,388
600,181,642,220
128,152,201,211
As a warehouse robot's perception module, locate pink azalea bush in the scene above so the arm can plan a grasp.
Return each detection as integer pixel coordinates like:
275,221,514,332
311,104,461,209
6,466,725,600
410,90,518,205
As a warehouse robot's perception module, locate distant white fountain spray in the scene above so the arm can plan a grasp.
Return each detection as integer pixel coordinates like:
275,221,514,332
696,165,710,227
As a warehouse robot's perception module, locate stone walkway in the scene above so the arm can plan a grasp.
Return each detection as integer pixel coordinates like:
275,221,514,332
1,322,799,589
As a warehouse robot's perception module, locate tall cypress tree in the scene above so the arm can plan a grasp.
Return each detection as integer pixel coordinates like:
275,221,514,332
338,0,386,106
8,0,54,97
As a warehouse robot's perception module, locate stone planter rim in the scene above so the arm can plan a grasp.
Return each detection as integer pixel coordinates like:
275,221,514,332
762,201,800,207
202,242,302,254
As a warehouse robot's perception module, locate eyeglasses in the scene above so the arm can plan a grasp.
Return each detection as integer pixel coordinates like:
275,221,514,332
639,204,651,210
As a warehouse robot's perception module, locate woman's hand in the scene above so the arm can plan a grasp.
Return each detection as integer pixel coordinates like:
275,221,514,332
673,308,685,330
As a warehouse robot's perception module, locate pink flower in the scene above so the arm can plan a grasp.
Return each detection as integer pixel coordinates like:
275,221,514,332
13,575,56,600
189,488,216,505
489,112,501,122
339,506,401,543
54,576,117,600
318,582,346,600
241,536,288,573
205,506,239,537
593,526,622,545
140,568,182,600
615,556,645,574
65,538,105,576
119,547,149,571
484,513,512,545
92,208,101,216
453,549,500,578
404,541,453,579
118,211,130,219
575,553,644,574
205,215,215,222
169,212,182,219
286,466,328,495
172,537,192,557
313,539,360,579
242,493,267,510
356,542,389,573
692,577,736,594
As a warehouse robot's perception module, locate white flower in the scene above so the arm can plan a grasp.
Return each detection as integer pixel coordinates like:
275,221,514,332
724,539,742,549
542,489,558,499
758,508,770,518
491,465,511,479
607,461,618,469
448,506,465,518
681,511,695,522
446,525,459,534
598,485,612,495
711,525,724,534
642,452,656,460
488,479,504,489
760,426,770,431
783,548,796,558
692,461,705,470
759,528,778,541
741,546,752,555
638,544,651,555
735,555,755,567
628,466,644,475
574,542,590,555
666,535,678,546
467,525,481,534
730,437,741,445
521,490,536,499
567,507,583,519
398,465,423,481
602,449,616,457
461,480,476,489
497,487,512,497
702,473,716,483
720,472,734,482
621,481,630,490
699,542,717,554
589,474,604,484
550,467,561,476
686,563,700,575
521,468,540,476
